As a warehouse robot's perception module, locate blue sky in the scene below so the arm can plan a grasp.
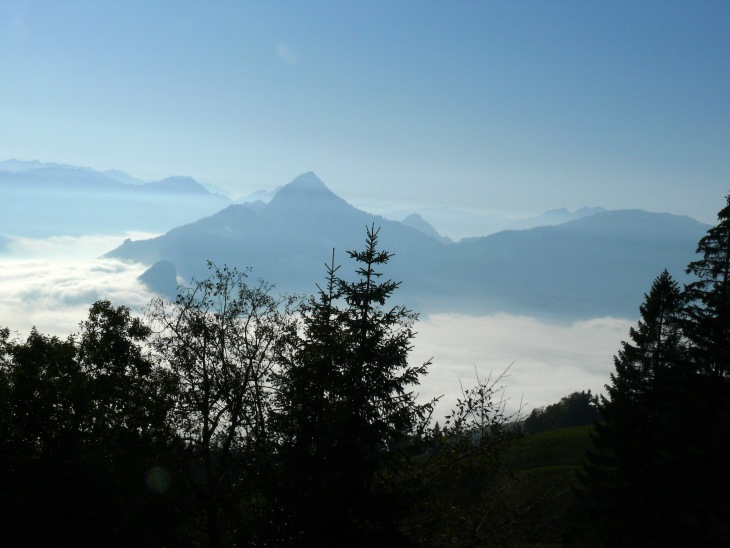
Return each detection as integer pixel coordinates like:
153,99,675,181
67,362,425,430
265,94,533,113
2,1,729,221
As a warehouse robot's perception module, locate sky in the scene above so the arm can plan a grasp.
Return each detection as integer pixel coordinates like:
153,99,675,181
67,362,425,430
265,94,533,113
0,1,727,410
1,1,729,222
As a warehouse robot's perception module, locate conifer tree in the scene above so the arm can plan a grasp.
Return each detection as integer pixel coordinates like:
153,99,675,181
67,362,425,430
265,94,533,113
274,225,432,545
680,195,730,541
582,270,686,545
685,193,730,377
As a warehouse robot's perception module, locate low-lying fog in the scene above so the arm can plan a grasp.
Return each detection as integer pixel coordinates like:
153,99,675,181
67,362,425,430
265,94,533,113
0,234,631,414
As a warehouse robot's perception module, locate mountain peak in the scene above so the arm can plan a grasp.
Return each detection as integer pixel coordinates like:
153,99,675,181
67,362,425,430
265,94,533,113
146,176,210,194
264,172,359,220
287,171,329,191
269,172,338,204
402,213,452,244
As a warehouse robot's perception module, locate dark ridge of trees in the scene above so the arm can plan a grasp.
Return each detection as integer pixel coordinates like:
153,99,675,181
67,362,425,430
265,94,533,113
522,390,600,434
0,226,522,546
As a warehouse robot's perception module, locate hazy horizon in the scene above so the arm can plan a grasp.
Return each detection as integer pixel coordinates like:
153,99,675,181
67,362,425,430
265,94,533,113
2,1,729,223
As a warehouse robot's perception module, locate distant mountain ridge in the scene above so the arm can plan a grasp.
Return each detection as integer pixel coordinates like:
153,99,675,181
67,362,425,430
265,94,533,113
381,205,606,241
0,160,231,237
0,160,219,196
106,172,709,320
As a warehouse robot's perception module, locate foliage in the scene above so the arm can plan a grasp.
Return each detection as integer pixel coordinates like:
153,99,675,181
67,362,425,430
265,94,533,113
146,263,296,546
0,302,179,546
522,390,599,434
0,226,530,546
685,193,730,377
580,194,730,545
272,226,435,544
409,369,522,546
580,270,688,545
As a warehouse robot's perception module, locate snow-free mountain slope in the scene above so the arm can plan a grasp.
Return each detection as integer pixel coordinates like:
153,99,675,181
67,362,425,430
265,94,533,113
105,173,708,320
108,173,444,301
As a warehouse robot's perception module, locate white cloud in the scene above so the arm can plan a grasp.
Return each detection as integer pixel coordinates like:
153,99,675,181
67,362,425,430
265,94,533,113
0,234,157,336
4,232,158,259
412,313,633,416
1,234,633,415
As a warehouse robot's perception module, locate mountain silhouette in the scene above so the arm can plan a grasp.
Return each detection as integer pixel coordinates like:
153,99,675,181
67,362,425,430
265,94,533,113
0,161,231,237
401,213,452,244
106,173,708,320
109,173,442,300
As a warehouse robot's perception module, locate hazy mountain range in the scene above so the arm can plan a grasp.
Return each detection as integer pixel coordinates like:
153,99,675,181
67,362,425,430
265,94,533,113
0,159,231,237
104,172,709,321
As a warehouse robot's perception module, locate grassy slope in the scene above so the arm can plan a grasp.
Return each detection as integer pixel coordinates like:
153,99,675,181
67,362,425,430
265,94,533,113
503,425,596,546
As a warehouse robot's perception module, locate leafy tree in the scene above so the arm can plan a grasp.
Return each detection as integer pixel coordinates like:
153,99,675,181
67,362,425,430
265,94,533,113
411,370,521,546
146,263,296,547
0,302,180,546
273,226,433,544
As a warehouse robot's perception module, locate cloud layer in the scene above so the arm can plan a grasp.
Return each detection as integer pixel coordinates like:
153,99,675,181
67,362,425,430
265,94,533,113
0,234,633,414
412,313,632,415
0,234,156,336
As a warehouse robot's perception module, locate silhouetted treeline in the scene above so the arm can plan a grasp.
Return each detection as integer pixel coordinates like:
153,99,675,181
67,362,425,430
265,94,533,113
0,226,522,547
522,390,600,434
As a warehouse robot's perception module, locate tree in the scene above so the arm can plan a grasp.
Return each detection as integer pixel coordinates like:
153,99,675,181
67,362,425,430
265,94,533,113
411,369,521,546
273,225,433,544
146,263,296,547
685,193,730,377
681,195,730,541
523,390,600,434
0,302,180,546
581,270,687,545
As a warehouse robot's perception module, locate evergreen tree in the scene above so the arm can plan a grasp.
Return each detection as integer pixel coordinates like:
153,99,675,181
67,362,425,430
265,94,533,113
581,270,686,545
685,193,730,376
274,225,432,545
680,195,730,541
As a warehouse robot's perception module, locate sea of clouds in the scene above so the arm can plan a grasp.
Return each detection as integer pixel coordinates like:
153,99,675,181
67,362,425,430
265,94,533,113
0,234,632,414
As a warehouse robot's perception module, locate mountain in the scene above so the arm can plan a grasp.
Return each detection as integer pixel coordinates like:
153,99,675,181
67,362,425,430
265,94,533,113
108,172,443,300
0,161,231,237
447,210,705,319
102,169,147,185
141,176,213,195
505,206,606,231
0,159,78,172
138,260,179,297
383,206,605,241
106,173,709,320
238,186,282,203
401,213,452,244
